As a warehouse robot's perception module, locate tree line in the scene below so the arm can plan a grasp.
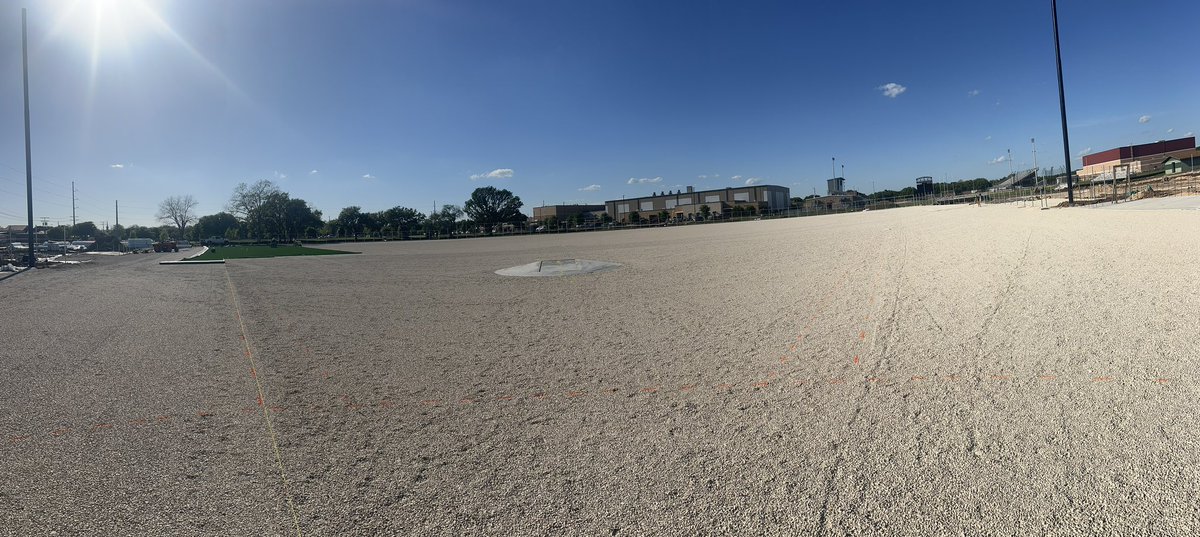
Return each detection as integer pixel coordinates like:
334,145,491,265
154,181,529,242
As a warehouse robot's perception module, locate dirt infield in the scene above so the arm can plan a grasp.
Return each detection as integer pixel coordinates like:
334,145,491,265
2,203,1199,535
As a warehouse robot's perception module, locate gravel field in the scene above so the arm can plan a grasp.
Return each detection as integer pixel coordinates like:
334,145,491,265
2,203,1199,536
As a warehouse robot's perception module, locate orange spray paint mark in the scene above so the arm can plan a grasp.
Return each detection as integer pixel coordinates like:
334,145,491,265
92,423,113,430
566,391,586,398
911,375,926,381
197,411,214,417
1093,376,1114,383
640,387,659,394
1038,375,1057,381
752,381,770,388
679,384,696,392
829,378,845,384
859,330,866,341
853,355,860,365
420,399,441,406
49,428,71,437
1155,378,1170,384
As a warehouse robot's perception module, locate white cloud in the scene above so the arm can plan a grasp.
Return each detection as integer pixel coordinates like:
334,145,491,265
470,168,515,181
988,155,1007,165
731,175,743,181
309,169,319,175
1167,128,1174,134
273,170,287,180
626,176,663,184
1187,132,1194,137
698,174,720,179
1076,147,1091,156
968,89,980,97
110,164,124,169
1138,115,1151,124
578,184,601,192
362,173,376,180
744,177,763,186
877,82,907,98
985,135,992,141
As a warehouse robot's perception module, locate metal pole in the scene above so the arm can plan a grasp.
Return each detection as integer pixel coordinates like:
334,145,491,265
1052,0,1074,205
23,8,36,267
71,181,77,229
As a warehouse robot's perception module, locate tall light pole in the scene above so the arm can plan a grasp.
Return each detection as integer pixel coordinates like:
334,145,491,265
1053,0,1074,205
22,8,36,267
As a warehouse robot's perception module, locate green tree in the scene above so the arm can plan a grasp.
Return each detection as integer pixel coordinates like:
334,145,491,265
335,206,366,237
463,187,524,233
426,205,462,237
657,210,670,222
194,212,241,241
227,180,282,238
71,221,98,238
381,206,426,238
629,211,642,223
699,205,711,219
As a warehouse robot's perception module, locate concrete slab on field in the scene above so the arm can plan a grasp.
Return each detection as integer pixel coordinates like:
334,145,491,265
494,258,621,277
3,204,1199,535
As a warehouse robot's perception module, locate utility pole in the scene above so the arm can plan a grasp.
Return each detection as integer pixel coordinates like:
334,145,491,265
22,8,35,267
71,181,77,228
115,200,119,228
1052,0,1074,205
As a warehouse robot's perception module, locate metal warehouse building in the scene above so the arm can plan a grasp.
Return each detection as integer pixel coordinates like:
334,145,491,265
1080,136,1197,179
605,185,790,223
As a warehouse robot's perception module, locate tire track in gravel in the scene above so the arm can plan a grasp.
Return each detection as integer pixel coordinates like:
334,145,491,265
813,222,910,536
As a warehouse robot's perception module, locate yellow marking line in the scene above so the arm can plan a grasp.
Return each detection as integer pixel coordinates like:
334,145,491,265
225,267,303,537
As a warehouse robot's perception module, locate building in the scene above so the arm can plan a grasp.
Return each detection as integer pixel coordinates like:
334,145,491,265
604,185,790,223
803,191,867,212
827,177,845,196
1079,136,1197,179
531,204,605,224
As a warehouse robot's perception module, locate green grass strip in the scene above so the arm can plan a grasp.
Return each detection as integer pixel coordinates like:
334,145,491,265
192,245,356,261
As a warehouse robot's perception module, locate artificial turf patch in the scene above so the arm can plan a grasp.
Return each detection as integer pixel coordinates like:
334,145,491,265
191,245,356,260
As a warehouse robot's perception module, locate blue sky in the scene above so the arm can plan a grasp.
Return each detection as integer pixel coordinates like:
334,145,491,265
1,0,1197,226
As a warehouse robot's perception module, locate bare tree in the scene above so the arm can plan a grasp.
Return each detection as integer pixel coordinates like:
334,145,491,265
157,195,200,235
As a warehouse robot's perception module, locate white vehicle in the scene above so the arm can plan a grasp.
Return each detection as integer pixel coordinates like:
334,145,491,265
127,238,155,251
176,240,192,249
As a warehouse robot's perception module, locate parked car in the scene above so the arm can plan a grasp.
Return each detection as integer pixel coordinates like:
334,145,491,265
203,236,227,246
176,240,191,249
